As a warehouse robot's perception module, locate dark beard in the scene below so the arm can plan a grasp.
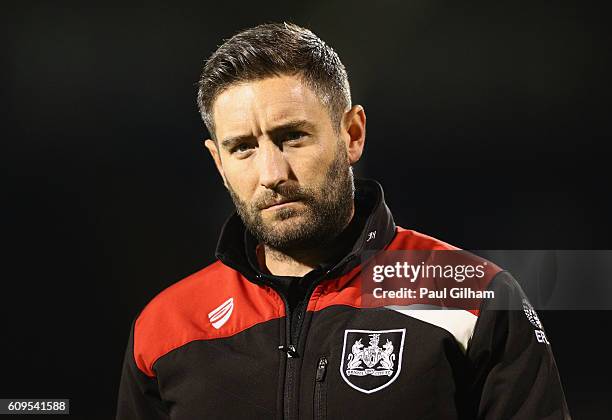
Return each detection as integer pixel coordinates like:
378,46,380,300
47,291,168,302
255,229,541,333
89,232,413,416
226,141,355,254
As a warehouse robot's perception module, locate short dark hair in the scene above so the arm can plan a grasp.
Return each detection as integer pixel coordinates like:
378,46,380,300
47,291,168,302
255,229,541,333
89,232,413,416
196,22,352,140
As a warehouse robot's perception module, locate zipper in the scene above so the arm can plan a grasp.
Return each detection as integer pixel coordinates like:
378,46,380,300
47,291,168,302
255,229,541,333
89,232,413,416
253,274,297,419
280,272,329,419
218,256,350,419
279,261,352,419
314,356,328,420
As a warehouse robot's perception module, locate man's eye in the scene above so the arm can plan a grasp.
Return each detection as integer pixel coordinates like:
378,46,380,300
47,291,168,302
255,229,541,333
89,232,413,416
284,131,305,142
231,143,254,154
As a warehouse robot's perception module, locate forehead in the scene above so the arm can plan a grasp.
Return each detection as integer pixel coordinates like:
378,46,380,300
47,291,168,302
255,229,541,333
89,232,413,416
212,74,329,137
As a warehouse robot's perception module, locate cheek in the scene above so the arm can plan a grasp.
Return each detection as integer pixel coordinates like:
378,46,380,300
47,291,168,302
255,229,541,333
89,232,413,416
291,142,337,184
224,164,258,199
302,143,337,187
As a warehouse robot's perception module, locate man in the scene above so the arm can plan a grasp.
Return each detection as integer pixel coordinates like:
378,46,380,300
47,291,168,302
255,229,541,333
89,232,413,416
117,22,570,419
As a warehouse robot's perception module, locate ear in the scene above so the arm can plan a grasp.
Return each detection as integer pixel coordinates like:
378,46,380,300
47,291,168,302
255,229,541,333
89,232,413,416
342,105,366,165
204,139,228,189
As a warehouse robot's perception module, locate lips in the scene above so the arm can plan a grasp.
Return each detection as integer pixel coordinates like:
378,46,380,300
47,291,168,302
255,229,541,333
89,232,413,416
261,199,298,210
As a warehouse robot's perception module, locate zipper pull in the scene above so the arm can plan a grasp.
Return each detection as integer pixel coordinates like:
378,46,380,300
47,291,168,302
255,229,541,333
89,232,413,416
278,344,299,358
316,356,328,382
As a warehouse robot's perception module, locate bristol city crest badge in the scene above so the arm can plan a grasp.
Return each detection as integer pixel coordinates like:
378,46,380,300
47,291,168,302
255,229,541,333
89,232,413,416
340,329,406,394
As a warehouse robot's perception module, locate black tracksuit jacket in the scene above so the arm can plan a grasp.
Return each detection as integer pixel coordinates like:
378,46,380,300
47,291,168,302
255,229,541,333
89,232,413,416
117,179,570,419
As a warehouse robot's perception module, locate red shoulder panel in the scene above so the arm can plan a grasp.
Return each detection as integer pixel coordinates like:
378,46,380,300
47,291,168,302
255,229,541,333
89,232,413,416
389,227,461,251
310,227,501,316
133,261,284,377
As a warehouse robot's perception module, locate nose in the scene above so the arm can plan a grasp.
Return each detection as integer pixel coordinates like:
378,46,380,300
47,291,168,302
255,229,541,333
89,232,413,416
257,142,289,190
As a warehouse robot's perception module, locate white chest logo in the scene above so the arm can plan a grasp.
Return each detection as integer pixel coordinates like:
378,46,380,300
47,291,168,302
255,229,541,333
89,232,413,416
208,297,234,329
340,329,405,394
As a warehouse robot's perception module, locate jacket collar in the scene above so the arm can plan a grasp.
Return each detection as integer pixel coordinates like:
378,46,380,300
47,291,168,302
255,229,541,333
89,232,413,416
215,178,396,282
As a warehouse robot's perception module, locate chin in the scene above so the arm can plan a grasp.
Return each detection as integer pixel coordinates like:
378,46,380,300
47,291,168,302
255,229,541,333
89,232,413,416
268,207,305,222
265,217,310,236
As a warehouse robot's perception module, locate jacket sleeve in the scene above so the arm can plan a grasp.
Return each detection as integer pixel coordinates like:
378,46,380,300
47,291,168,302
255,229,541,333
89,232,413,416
466,271,571,419
116,318,170,420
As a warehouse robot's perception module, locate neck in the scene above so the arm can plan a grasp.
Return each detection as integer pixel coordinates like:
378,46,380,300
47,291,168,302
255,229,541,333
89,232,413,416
262,203,356,277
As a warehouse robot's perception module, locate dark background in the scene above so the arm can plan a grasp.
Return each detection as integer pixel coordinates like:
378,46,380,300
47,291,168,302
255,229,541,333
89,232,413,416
2,1,611,418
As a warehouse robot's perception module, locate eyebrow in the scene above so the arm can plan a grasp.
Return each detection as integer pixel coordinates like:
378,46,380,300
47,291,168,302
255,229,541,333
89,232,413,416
220,134,255,150
219,119,316,150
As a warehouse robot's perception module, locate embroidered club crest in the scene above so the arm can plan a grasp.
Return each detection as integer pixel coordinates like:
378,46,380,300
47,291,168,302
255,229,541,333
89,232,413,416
340,329,406,394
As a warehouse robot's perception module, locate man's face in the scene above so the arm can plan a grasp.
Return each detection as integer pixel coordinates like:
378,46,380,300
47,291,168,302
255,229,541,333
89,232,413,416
205,74,360,252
